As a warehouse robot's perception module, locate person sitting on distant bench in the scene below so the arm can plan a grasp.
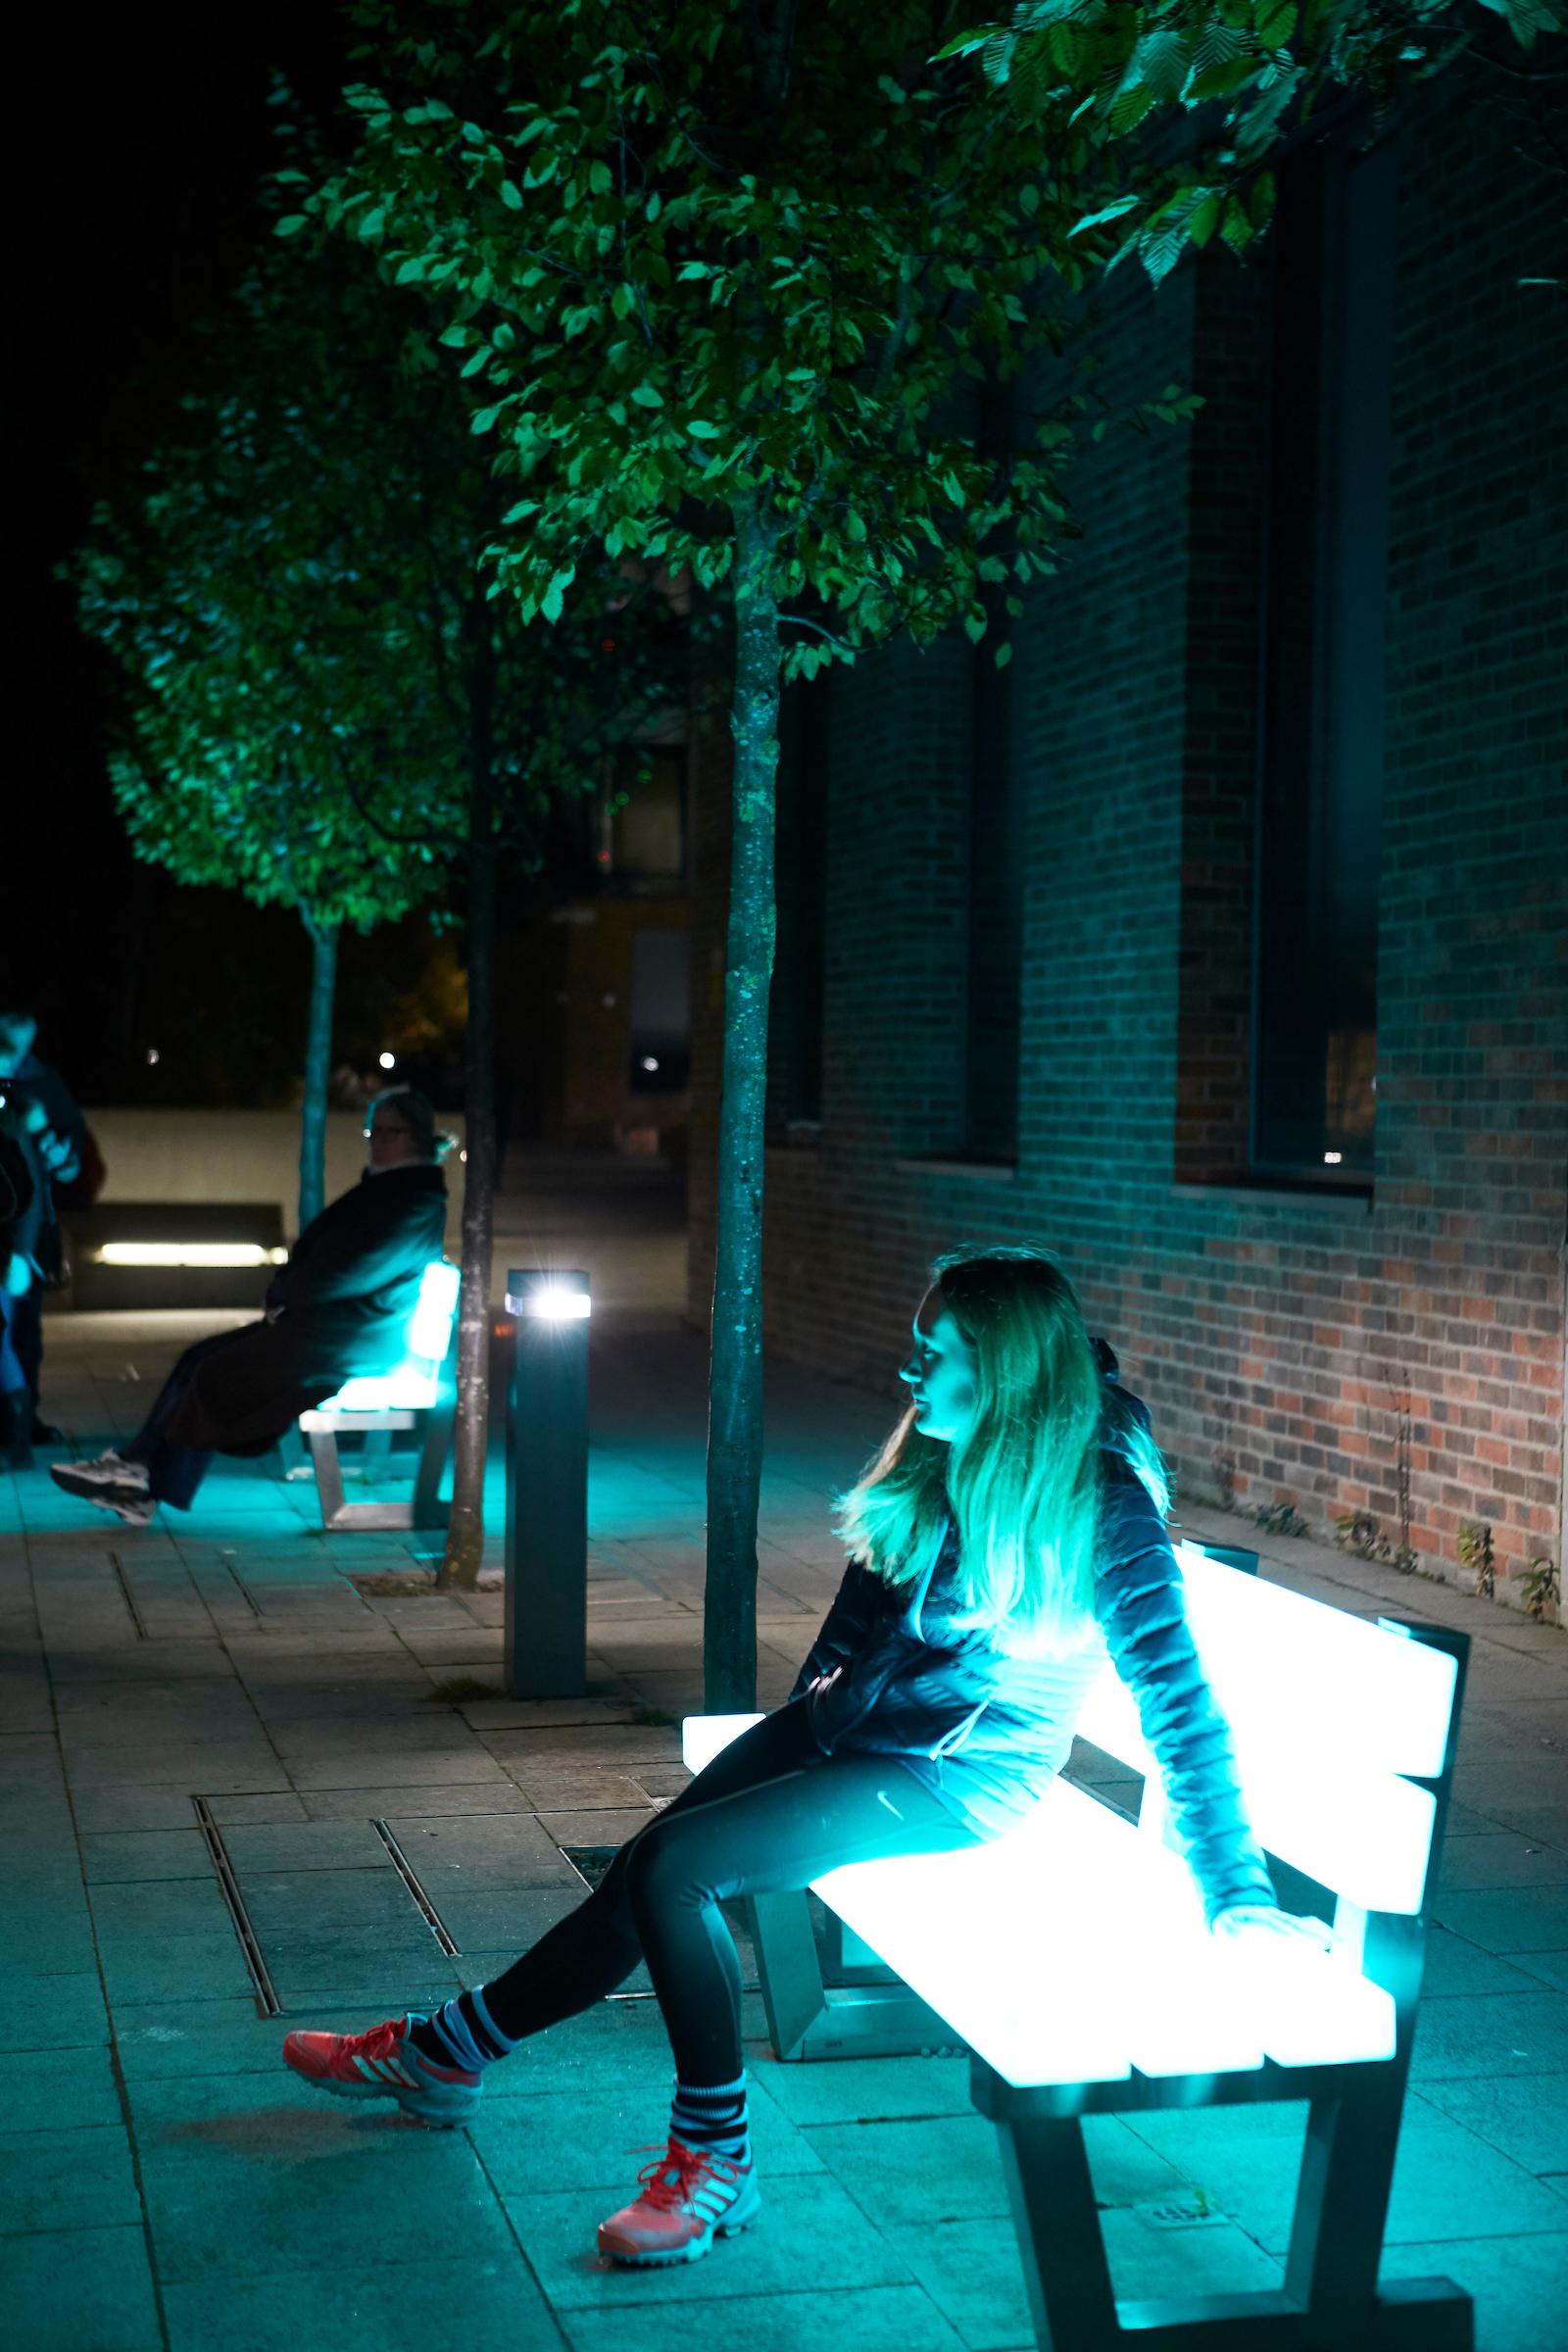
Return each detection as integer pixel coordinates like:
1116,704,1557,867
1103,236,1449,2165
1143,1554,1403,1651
50,1089,450,1529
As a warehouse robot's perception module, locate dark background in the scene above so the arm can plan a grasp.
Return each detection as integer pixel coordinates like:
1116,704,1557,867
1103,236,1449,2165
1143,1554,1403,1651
6,4,379,1106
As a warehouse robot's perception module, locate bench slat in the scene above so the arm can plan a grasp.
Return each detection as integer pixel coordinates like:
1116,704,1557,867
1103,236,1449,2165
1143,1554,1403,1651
1176,1546,1457,1780
1077,1669,1438,1913
810,1784,1396,2086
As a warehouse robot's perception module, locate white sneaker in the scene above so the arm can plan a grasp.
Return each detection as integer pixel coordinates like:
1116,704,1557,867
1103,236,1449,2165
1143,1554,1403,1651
50,1453,154,1525
52,1449,148,1489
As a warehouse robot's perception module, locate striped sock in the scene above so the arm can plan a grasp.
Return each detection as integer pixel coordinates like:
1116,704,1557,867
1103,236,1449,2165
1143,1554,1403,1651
670,2072,749,2164
408,1986,518,2073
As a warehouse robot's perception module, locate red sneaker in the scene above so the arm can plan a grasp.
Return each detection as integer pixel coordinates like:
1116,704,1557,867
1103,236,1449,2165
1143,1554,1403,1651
597,2136,760,2267
282,2012,480,2128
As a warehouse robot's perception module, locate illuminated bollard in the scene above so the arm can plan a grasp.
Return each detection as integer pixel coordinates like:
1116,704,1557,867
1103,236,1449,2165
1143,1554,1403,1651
503,1268,590,1699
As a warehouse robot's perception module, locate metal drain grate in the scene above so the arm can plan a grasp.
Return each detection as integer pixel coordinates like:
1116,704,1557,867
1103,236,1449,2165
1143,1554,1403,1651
371,1820,462,1957
191,1795,282,2017
108,1552,147,1640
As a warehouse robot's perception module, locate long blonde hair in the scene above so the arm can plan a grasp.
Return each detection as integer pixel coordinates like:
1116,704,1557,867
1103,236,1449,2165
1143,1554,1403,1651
835,1249,1167,1650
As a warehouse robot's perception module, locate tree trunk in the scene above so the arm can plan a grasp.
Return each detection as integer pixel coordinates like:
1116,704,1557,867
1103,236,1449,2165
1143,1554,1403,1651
439,624,499,1592
298,915,339,1233
704,501,781,1710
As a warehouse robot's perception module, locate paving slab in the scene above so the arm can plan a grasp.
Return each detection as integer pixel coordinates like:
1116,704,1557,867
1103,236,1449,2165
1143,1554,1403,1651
0,2119,142,2233
80,1825,217,1882
2,2223,164,2352
503,2169,915,2310
1125,2095,1568,2253
1513,1947,1568,1992
1411,2077,1568,2177
297,1780,538,1819
1421,1926,1548,1997
1380,2231,1568,2352
1430,1884,1568,1953
140,2128,517,2285
0,2042,123,2133
566,2284,967,2352
161,2256,562,2352
2,1971,111,2052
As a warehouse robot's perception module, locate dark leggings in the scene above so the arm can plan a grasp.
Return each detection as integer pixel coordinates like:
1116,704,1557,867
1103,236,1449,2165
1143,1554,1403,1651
477,1698,978,2084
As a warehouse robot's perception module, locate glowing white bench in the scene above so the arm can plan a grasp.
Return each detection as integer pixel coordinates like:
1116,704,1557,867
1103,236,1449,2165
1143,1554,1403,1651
291,1260,460,1533
684,1545,1471,2352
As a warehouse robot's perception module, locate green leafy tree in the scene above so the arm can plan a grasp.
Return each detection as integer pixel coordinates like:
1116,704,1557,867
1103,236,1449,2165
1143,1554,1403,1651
299,0,1547,1699
70,213,671,1588
68,249,453,1234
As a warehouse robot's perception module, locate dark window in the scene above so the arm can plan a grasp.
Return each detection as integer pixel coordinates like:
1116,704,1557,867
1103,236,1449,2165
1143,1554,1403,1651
627,927,690,1094
599,745,687,886
1253,134,1396,1183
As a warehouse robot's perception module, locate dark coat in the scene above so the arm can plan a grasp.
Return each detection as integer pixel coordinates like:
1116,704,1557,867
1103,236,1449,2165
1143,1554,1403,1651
791,1420,1274,1924
165,1163,448,1454
11,1054,85,1188
0,1120,42,1265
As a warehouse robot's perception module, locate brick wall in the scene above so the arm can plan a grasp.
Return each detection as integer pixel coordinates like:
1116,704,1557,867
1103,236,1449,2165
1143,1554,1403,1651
689,65,1566,1613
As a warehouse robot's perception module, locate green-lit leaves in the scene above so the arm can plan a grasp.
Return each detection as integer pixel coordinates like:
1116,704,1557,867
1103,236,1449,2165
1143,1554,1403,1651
941,0,1535,287
1132,28,1191,100
1070,193,1140,237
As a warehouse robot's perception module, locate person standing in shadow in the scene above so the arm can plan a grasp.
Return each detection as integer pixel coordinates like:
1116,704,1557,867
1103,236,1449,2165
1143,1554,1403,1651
0,1010,87,1446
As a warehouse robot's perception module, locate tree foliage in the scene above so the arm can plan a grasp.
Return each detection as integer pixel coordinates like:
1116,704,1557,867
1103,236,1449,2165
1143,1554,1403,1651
942,0,1563,284
68,239,466,953
293,0,1189,687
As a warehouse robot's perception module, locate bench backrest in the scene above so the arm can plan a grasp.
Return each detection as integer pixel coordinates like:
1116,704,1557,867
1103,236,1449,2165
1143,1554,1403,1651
1076,1543,1458,1917
324,1259,461,1414
685,1542,1460,1925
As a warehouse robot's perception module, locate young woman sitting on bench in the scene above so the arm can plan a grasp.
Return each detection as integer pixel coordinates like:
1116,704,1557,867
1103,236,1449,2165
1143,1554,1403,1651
283,1245,1327,2267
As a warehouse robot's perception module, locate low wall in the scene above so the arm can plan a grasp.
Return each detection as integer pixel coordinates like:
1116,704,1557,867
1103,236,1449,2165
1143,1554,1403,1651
78,1108,466,1248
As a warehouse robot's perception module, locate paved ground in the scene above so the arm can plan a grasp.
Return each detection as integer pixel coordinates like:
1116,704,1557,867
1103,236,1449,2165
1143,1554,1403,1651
3,1155,1566,2350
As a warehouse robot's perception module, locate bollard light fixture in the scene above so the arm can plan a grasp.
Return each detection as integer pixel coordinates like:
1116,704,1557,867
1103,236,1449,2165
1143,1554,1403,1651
505,1278,592,1321
504,1265,589,1698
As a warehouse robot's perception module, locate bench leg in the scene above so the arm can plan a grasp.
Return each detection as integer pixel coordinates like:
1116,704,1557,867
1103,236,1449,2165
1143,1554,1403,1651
274,1425,310,1480
981,2073,1472,2352
747,1889,962,2063
305,1426,414,1530
412,1393,454,1531
307,1427,349,1528
749,1892,831,2061
997,2112,1119,2351
360,1425,393,1477
1284,2073,1475,2348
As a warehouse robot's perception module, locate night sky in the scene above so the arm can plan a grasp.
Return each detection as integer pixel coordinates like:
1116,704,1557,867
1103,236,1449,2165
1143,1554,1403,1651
8,5,359,1104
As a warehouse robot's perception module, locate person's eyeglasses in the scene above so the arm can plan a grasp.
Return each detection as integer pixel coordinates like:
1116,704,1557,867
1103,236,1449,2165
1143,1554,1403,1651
364,1121,414,1141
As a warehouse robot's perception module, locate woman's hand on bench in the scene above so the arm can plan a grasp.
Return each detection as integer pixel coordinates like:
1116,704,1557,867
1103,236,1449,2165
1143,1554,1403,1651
1209,1902,1336,1954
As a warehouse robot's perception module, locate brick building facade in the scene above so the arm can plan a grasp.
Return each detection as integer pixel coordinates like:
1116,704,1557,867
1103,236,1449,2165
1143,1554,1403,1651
689,64,1566,1615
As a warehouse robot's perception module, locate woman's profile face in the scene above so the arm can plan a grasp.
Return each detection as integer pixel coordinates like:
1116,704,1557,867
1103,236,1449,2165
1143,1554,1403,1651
899,1285,979,1446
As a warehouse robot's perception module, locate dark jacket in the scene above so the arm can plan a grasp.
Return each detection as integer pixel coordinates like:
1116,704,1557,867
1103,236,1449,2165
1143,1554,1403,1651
790,1424,1274,1924
0,1117,44,1270
11,1054,85,1188
165,1163,448,1454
